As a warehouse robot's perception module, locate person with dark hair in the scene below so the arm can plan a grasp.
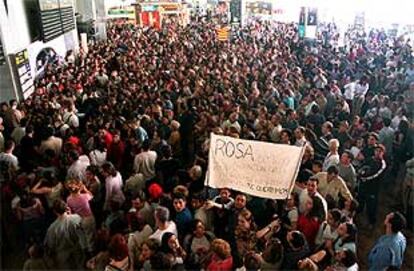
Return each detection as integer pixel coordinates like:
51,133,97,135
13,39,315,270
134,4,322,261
22,244,48,270
315,165,353,204
326,222,357,257
107,129,126,170
334,249,359,270
106,234,133,271
352,75,370,117
129,193,155,228
11,117,27,145
66,149,90,182
294,126,309,147
338,150,357,192
172,192,193,240
312,160,323,174
183,219,215,269
160,232,186,269
133,139,157,181
315,209,343,249
127,212,153,263
279,129,292,145
150,251,173,270
368,212,407,271
89,140,107,167
102,162,125,211
335,120,353,152
44,199,86,269
155,144,180,193
299,177,328,220
241,251,261,271
378,117,395,158
357,144,387,229
282,230,310,269
39,126,62,156
259,238,284,270
19,124,36,171
86,228,111,270
31,172,63,209
16,191,45,245
314,121,334,161
0,140,19,177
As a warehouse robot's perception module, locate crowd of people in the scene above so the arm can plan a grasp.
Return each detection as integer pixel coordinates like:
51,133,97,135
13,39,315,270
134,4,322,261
0,16,413,271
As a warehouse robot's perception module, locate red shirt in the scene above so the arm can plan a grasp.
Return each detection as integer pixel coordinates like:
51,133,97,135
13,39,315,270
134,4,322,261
101,130,113,149
297,214,321,247
207,255,233,271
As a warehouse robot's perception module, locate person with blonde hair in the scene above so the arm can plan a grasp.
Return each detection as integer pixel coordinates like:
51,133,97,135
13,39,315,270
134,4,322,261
207,239,233,271
66,179,96,252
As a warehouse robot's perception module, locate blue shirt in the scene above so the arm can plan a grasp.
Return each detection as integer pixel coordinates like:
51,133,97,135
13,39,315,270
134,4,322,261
368,232,406,271
175,208,193,237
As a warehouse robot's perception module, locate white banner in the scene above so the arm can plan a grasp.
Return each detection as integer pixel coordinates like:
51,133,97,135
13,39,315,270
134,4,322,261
206,133,305,199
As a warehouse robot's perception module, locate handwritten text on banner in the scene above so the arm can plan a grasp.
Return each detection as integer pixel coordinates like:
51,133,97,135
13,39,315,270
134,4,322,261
206,133,305,199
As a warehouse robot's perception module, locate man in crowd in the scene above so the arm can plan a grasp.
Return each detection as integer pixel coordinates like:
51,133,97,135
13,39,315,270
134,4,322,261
368,211,407,270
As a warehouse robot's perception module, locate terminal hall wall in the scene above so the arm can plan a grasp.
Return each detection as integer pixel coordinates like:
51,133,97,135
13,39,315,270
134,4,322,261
0,0,78,102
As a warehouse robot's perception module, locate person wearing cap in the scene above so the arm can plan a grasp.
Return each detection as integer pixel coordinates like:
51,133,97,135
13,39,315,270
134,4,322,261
357,144,387,229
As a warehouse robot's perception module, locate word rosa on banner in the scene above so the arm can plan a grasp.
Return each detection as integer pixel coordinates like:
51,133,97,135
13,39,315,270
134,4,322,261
206,133,305,199
214,138,254,161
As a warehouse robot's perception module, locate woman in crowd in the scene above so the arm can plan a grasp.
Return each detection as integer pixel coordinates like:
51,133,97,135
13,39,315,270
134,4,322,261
207,239,233,271
183,219,215,269
326,222,358,258
66,179,96,252
234,209,258,266
160,232,187,269
297,196,324,249
105,234,133,271
15,191,45,245
136,239,159,271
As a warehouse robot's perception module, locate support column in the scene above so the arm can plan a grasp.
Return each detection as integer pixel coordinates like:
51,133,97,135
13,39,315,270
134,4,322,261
0,1,20,103
95,0,107,41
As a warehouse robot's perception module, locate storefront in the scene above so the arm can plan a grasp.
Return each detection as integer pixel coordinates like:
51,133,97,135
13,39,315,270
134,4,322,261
133,2,189,28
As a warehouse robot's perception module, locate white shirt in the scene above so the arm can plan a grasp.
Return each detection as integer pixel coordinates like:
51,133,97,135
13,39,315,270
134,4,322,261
299,190,328,219
0,152,19,170
89,150,107,166
149,221,178,242
323,152,340,171
104,172,125,210
391,115,408,130
63,111,79,128
343,82,356,100
133,150,157,181
67,155,90,182
354,81,369,97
